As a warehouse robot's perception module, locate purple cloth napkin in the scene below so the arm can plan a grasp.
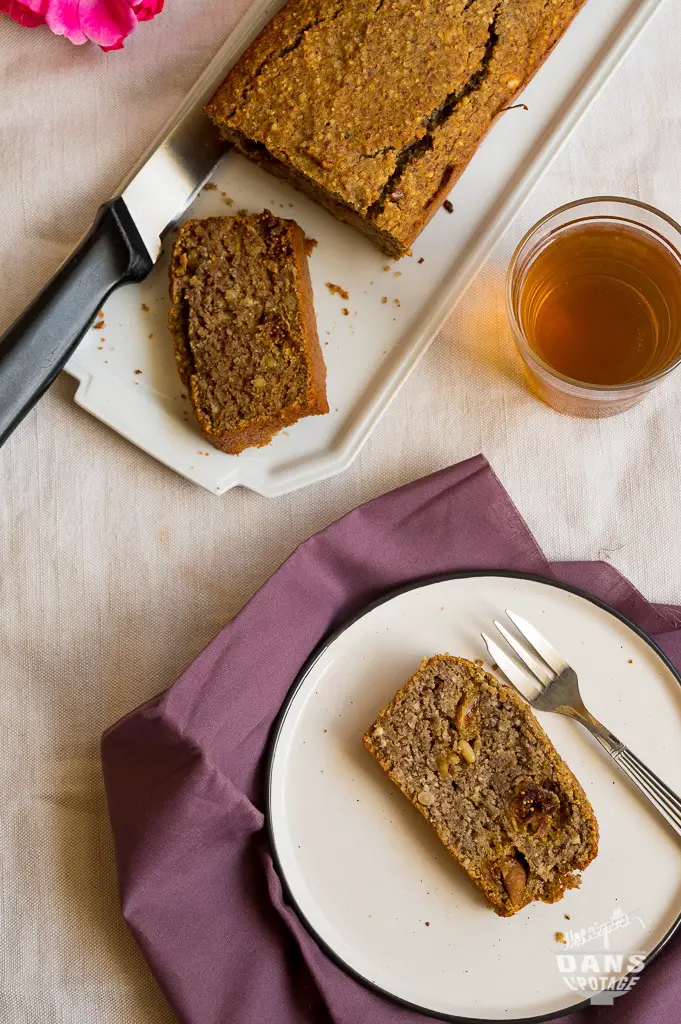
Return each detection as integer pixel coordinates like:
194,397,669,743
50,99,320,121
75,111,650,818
101,454,681,1024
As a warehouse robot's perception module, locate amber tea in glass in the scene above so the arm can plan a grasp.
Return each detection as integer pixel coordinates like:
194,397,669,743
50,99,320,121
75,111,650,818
507,198,681,416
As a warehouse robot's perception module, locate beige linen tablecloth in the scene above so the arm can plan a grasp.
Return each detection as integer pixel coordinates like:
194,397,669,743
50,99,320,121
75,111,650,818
1,2,681,1020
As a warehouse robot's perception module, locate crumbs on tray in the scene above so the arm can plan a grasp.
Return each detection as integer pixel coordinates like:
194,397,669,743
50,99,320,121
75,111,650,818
326,282,350,300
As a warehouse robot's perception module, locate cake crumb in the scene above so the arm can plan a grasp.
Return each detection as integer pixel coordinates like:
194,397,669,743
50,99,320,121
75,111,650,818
555,932,567,945
383,265,391,271
203,182,218,191
341,307,350,316
628,659,633,664
393,271,402,278
148,332,154,340
418,257,425,264
141,303,150,313
564,914,571,920
425,922,430,927
326,282,350,300
93,320,105,330
323,729,328,734
393,298,401,308
443,199,454,214
381,296,388,304
134,369,142,375
222,196,234,207
304,236,318,256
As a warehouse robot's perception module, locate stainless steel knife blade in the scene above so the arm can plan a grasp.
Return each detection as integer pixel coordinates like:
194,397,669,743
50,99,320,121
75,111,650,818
118,0,282,260
120,106,225,264
118,59,229,262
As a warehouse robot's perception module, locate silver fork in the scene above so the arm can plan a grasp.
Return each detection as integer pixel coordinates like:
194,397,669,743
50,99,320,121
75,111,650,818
482,610,681,837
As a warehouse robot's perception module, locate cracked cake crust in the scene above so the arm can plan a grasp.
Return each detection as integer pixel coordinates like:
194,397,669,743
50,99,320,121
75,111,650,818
206,0,587,257
364,656,599,916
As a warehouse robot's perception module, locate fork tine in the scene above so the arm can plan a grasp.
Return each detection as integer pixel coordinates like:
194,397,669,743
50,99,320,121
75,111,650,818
493,620,552,688
481,633,540,703
505,610,570,675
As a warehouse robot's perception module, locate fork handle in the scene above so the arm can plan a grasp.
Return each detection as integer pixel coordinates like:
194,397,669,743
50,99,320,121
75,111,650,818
611,744,681,834
583,716,681,835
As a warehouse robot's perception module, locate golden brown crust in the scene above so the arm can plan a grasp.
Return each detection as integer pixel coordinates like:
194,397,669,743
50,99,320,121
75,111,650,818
206,0,588,257
168,213,327,455
364,656,599,916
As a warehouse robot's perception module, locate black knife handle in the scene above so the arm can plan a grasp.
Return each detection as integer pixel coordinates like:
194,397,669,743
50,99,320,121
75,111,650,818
0,196,153,447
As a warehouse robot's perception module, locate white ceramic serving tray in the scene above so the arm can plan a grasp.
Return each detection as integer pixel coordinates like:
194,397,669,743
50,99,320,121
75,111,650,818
66,0,665,497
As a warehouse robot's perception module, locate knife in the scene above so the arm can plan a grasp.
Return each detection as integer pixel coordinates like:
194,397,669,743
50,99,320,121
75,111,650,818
0,36,233,448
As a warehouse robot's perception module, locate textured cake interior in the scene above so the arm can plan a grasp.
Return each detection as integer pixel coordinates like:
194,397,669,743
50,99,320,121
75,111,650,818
169,212,325,445
364,656,598,916
206,0,587,256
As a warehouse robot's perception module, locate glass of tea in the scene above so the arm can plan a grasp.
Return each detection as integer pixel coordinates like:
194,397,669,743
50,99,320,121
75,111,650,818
506,197,681,416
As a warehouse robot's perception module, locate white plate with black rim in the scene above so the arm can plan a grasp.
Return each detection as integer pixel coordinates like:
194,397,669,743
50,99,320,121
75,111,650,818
267,573,681,1022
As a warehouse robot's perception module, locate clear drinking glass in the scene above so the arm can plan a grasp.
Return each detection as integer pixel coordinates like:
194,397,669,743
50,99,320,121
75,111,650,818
506,197,681,417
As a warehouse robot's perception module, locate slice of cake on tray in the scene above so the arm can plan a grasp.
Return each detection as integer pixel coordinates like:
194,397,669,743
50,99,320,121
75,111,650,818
168,211,328,455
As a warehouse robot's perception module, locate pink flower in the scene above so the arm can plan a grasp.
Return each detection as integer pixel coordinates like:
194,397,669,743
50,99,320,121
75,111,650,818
1,0,164,49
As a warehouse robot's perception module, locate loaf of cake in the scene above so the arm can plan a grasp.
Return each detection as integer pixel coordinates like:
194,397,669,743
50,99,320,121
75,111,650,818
206,0,587,258
364,656,598,916
168,212,328,455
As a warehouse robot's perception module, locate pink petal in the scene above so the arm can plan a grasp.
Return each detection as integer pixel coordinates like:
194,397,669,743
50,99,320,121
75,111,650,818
0,0,48,27
79,0,137,45
100,36,125,50
132,0,163,22
3,0,163,46
44,0,87,42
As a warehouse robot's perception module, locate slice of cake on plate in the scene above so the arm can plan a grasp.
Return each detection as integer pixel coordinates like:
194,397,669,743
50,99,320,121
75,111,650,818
364,655,599,916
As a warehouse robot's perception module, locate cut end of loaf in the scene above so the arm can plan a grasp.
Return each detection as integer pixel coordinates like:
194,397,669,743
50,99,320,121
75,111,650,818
364,655,598,917
205,0,588,257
